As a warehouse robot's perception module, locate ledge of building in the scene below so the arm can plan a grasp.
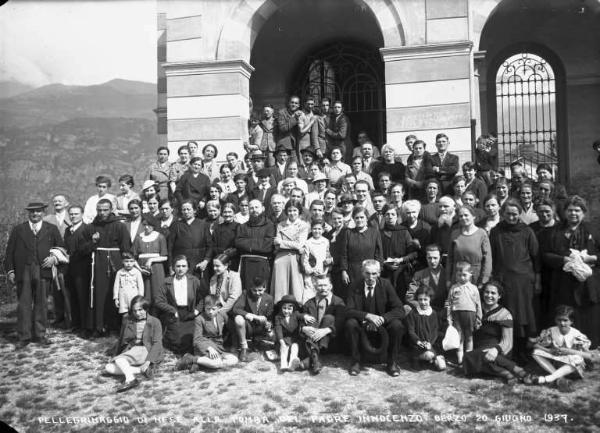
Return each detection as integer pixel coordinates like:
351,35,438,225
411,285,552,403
162,59,255,78
381,41,474,61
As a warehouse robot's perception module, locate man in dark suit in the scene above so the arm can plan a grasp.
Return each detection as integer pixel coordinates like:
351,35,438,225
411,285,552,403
345,259,406,377
250,168,276,207
428,133,459,194
326,101,352,161
405,244,447,311
64,204,93,336
5,202,64,348
301,275,346,374
231,276,274,362
269,146,291,185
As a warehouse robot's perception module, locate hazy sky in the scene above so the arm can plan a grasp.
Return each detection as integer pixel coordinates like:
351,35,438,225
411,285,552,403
0,0,157,86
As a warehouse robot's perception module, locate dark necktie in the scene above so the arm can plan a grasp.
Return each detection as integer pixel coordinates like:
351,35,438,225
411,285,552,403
366,286,375,313
216,275,223,299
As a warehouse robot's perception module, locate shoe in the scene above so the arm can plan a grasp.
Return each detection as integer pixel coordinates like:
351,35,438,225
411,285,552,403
239,348,249,363
143,364,155,380
387,362,400,377
189,363,200,374
310,351,322,375
36,337,51,346
116,378,140,393
15,340,30,350
175,353,195,371
289,358,301,371
556,378,574,393
349,362,360,376
520,373,538,386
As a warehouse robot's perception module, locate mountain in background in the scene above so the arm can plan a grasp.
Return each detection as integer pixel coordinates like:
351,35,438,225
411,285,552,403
0,79,158,237
0,79,157,129
0,81,35,99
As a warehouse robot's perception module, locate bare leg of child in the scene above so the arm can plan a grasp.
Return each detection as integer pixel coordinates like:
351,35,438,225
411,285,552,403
434,355,446,371
419,351,435,362
280,343,290,370
532,354,557,375
454,325,464,364
538,364,577,384
289,343,300,370
196,356,222,369
465,336,474,353
113,358,140,383
221,353,239,367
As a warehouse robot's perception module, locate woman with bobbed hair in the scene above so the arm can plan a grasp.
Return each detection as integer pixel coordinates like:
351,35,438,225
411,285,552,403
271,199,309,303
175,156,211,210
447,204,492,288
464,281,536,384
200,143,219,182
106,295,164,392
542,195,600,346
154,255,208,354
340,206,383,292
371,143,406,186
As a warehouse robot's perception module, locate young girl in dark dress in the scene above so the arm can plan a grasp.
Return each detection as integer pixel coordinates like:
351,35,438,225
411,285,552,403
274,295,304,371
406,286,446,371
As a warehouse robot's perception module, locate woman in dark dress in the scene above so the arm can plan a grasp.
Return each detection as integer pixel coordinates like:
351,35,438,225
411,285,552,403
489,198,540,362
380,206,415,299
464,281,535,384
371,144,406,185
327,207,347,299
212,203,240,271
154,256,208,354
529,198,558,329
168,200,212,279
340,206,383,289
401,200,431,272
174,157,211,210
542,195,600,347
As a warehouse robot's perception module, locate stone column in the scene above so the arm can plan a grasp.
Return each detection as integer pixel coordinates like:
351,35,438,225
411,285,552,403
381,41,474,166
162,60,254,160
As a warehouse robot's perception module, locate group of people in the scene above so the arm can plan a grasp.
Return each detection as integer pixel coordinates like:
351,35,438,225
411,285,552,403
5,96,600,393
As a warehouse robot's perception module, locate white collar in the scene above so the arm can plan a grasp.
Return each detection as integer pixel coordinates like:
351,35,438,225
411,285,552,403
29,220,43,231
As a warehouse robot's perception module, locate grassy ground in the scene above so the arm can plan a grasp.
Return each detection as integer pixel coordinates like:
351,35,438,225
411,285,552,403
1,298,600,433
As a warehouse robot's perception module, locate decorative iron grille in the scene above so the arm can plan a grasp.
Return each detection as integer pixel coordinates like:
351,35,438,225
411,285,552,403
495,53,558,178
292,42,385,145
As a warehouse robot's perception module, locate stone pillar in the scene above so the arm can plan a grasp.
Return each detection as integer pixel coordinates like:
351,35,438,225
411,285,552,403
156,3,168,148
162,60,254,160
381,41,474,166
474,51,487,138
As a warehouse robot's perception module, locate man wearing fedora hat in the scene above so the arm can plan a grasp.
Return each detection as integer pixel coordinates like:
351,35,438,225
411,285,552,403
5,202,64,348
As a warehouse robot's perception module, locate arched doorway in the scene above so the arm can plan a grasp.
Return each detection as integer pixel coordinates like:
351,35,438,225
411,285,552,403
290,41,385,147
491,50,561,179
249,0,385,147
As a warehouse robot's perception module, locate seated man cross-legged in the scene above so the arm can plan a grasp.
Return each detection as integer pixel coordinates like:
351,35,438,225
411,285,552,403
345,259,406,377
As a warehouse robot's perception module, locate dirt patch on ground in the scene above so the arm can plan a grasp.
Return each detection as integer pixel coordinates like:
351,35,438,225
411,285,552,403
1,302,599,433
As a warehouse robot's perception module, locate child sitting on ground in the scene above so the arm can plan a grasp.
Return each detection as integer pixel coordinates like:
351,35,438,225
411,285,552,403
176,295,238,372
533,305,593,392
231,276,275,362
446,261,482,365
113,252,144,318
274,294,305,371
406,285,446,371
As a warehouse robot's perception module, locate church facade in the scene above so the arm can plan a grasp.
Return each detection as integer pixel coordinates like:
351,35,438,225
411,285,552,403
156,0,600,191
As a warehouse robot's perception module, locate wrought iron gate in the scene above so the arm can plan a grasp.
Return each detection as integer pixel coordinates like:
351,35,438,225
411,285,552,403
292,42,385,146
495,52,558,177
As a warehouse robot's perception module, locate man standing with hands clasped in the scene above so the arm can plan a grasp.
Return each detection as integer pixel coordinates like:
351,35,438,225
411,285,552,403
5,202,64,349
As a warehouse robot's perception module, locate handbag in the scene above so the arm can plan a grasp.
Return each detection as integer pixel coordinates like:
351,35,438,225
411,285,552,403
442,325,461,351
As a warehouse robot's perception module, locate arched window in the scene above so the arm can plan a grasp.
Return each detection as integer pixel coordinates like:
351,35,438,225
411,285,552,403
495,53,558,178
